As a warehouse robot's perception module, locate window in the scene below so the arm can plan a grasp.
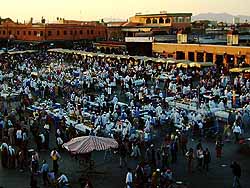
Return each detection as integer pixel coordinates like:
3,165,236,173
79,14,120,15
9,31,12,35
34,31,37,36
48,31,52,36
75,30,77,35
28,31,31,35
40,31,43,36
64,30,67,35
185,17,191,23
178,17,184,23
159,17,164,24
165,18,171,23
80,30,83,35
23,31,26,35
87,30,89,35
91,30,94,35
3,30,6,35
70,30,73,35
57,30,60,36
98,31,100,35
153,18,158,24
0,30,1,35
146,18,151,24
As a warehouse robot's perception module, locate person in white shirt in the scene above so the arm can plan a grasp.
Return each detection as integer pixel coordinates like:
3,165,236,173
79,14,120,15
246,79,250,89
145,118,151,131
16,129,22,145
218,100,225,110
8,145,16,168
155,104,163,117
125,168,133,188
57,173,69,187
40,133,45,145
227,99,232,109
232,123,241,143
112,95,118,110
56,137,64,151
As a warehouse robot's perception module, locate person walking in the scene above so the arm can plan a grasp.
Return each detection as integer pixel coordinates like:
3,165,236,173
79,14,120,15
50,149,61,175
57,172,70,188
40,160,49,186
126,168,133,188
8,127,15,145
203,148,211,171
170,140,178,163
196,146,204,171
230,161,241,188
232,123,241,144
0,142,9,168
17,149,25,172
119,142,127,168
8,145,16,169
30,173,38,188
215,136,223,159
180,132,188,155
186,148,194,174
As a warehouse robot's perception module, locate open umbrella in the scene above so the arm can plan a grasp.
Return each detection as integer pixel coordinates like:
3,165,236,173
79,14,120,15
63,135,118,154
229,67,246,73
189,62,214,68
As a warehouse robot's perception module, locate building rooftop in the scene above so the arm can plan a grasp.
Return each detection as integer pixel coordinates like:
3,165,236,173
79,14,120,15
134,13,192,17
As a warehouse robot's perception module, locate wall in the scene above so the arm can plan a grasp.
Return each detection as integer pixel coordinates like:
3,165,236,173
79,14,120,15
153,43,250,64
0,22,107,41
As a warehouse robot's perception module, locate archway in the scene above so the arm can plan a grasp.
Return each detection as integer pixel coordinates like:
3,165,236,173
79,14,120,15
153,18,158,24
159,17,164,24
100,47,105,53
111,48,116,54
106,47,111,54
146,18,151,24
197,52,204,62
228,55,235,68
188,52,194,61
215,55,224,68
206,53,213,62
165,18,171,23
176,51,185,60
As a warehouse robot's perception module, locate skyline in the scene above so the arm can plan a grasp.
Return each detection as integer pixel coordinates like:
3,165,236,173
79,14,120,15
0,0,250,22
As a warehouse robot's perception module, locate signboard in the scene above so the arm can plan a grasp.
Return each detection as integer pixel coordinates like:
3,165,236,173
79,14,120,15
125,37,154,43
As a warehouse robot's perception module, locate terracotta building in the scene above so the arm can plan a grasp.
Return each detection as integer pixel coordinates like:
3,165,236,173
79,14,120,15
0,18,107,42
107,12,192,41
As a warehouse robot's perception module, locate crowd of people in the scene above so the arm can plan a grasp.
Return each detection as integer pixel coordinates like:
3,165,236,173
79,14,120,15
0,49,249,188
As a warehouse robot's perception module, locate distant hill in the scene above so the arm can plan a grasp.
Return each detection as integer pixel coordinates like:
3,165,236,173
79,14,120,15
192,13,250,23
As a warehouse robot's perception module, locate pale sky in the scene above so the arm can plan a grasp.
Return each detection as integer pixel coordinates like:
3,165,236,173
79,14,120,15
0,0,250,22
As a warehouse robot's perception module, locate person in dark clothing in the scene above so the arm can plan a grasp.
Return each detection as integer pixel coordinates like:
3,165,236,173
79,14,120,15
230,161,241,188
1,145,9,168
186,148,194,174
135,163,144,188
170,141,178,163
30,174,38,188
180,133,188,155
151,145,156,168
119,142,127,168
203,148,211,171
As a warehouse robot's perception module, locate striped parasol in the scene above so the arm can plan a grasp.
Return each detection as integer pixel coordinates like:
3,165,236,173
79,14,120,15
63,136,118,154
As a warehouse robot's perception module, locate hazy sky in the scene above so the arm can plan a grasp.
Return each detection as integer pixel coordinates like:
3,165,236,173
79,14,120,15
1,0,250,22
